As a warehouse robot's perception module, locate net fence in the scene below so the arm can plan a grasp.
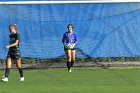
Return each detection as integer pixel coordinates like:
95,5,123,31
1,1,140,69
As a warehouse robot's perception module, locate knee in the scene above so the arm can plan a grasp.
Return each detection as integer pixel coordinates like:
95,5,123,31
16,64,21,68
6,65,11,68
6,61,11,68
67,57,71,62
15,59,22,68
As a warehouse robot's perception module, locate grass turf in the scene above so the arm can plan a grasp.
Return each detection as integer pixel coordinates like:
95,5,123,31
0,68,140,93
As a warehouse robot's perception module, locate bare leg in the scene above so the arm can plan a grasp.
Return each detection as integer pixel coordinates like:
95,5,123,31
15,59,24,77
4,58,12,78
71,50,75,67
65,50,72,71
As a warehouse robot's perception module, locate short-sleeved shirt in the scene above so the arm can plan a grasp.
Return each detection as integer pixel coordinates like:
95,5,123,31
7,33,20,59
9,33,20,48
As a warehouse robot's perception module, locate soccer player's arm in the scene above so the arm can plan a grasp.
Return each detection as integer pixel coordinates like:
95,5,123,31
71,33,78,49
62,33,69,48
74,33,78,45
62,33,66,45
5,34,19,48
8,40,19,47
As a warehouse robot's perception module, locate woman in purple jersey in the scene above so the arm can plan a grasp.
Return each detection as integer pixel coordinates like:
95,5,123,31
62,24,78,72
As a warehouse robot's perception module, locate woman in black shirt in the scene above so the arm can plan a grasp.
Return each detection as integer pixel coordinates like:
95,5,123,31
1,24,24,82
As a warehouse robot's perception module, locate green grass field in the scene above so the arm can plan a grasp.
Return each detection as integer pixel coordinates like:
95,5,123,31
0,68,140,93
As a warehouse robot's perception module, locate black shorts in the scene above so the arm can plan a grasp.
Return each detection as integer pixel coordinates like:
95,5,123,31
64,47,75,51
7,48,21,60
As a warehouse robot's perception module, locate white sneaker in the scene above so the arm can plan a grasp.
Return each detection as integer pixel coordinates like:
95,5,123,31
1,76,8,82
20,77,24,81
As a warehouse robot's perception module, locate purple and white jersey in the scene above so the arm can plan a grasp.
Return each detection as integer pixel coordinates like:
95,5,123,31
62,31,78,45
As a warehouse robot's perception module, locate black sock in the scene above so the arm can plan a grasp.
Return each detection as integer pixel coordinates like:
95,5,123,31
18,68,24,77
71,62,74,67
5,68,10,78
67,62,71,70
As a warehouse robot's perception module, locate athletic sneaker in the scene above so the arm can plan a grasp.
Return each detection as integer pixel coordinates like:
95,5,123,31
20,77,24,81
68,69,72,72
1,76,8,82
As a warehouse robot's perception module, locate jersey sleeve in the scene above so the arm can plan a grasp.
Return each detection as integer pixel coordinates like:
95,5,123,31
62,33,66,44
74,33,78,44
15,33,20,41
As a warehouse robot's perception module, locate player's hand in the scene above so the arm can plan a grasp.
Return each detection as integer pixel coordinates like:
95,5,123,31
64,43,75,49
72,43,75,48
64,43,71,49
5,45,10,48
68,43,75,49
64,44,70,49
69,43,75,49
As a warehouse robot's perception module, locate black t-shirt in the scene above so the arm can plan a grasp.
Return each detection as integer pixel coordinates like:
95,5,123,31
9,33,20,48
